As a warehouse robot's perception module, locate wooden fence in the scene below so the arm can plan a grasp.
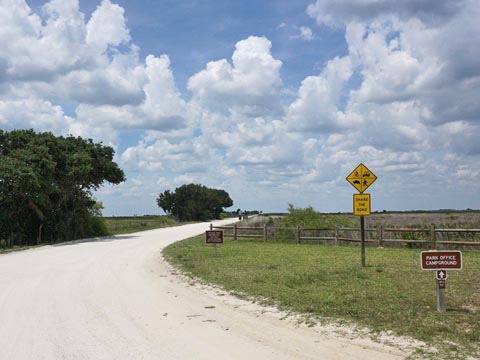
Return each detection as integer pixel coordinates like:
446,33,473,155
210,224,480,249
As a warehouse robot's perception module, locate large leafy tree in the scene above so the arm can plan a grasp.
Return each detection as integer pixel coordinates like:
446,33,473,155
157,184,233,221
0,130,125,246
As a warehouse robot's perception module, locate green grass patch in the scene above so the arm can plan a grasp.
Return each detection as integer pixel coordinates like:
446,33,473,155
104,215,182,235
163,237,480,359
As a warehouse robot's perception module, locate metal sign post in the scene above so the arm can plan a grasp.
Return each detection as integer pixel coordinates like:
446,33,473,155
347,164,377,267
436,270,447,312
360,216,366,267
436,278,446,312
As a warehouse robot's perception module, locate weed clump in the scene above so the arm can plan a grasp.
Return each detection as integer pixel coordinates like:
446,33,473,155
278,204,355,228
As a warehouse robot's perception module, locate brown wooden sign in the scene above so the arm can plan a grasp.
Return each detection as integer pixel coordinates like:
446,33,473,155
206,230,223,244
437,279,446,289
420,251,462,270
436,270,447,280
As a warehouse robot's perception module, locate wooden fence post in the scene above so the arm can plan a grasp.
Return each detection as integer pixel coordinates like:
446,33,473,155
296,225,301,244
263,224,267,242
233,224,237,240
377,224,383,247
334,225,339,246
430,224,436,250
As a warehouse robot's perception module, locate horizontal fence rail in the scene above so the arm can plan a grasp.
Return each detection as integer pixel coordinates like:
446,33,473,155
210,223,480,249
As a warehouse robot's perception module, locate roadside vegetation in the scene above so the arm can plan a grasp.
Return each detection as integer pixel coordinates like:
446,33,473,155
276,204,356,228
0,135,233,250
104,215,183,235
163,207,480,359
0,130,124,249
157,183,233,221
0,215,187,254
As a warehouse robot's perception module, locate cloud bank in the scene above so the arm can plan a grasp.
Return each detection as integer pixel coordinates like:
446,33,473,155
1,0,479,214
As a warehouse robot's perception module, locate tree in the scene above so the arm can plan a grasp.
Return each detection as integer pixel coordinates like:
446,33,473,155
157,190,175,216
0,130,125,246
157,184,233,221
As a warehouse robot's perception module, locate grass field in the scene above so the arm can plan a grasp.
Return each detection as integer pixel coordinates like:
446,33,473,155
163,236,480,359
103,215,182,235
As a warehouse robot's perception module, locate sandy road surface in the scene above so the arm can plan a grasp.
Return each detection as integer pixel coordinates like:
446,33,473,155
0,220,409,359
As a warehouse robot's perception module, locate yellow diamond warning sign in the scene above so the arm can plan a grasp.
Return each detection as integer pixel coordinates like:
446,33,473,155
346,163,377,193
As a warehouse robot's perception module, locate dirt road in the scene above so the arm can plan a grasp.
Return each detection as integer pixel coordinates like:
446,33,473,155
0,220,409,359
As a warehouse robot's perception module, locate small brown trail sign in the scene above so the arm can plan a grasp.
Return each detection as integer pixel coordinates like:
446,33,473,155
420,251,462,270
206,230,223,257
205,230,224,244
436,270,447,280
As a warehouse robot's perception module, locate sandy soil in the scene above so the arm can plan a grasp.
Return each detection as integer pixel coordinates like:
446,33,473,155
0,220,416,359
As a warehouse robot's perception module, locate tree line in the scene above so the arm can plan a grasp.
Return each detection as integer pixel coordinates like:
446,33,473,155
0,130,125,247
157,184,233,221
0,130,235,248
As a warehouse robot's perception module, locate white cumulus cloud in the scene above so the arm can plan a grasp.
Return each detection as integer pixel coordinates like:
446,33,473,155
290,26,315,41
86,0,130,51
188,36,283,116
286,56,353,132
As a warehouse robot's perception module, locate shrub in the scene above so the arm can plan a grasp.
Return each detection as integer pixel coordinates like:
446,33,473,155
279,204,356,228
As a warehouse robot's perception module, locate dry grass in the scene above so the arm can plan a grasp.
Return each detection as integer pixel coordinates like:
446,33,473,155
252,212,480,229
362,212,480,228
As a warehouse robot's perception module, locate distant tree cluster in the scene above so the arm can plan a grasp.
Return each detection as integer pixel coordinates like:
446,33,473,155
157,184,233,221
0,130,125,247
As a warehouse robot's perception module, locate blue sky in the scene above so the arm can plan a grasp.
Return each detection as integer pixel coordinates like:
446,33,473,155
2,0,480,215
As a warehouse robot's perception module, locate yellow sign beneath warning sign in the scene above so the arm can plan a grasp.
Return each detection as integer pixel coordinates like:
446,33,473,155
353,193,371,216
346,163,377,193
